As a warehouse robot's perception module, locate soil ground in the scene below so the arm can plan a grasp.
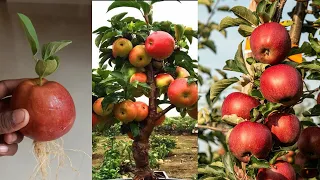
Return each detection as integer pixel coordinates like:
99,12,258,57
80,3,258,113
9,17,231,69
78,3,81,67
92,135,198,180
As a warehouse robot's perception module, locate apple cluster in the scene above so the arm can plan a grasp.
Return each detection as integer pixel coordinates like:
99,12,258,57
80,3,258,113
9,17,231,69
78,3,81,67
93,31,198,138
222,22,320,179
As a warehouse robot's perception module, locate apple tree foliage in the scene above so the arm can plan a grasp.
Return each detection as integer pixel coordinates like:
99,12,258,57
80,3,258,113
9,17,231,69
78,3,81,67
91,0,198,179
198,0,320,179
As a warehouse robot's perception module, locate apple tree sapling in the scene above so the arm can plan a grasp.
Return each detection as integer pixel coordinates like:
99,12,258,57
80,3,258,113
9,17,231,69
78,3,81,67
92,1,198,179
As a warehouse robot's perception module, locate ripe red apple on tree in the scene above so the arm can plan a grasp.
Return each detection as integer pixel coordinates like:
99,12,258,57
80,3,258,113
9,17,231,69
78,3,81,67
221,92,260,120
93,97,114,116
295,152,319,178
265,113,300,146
155,73,174,89
297,126,320,159
145,31,175,60
112,38,133,58
11,78,76,141
130,72,147,97
167,78,198,108
228,121,272,162
176,66,190,78
260,64,303,106
250,22,291,65
113,100,137,123
187,104,197,120
129,45,152,68
256,161,296,180
134,101,149,121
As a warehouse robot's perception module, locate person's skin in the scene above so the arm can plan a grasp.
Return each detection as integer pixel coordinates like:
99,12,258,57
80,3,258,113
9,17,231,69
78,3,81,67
0,79,29,156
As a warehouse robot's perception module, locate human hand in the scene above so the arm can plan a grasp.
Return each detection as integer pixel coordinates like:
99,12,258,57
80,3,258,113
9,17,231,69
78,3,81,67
0,79,29,156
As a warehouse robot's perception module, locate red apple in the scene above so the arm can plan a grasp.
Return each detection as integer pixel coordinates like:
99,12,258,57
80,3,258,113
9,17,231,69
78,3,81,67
112,38,133,58
260,64,303,106
257,161,296,180
134,101,148,121
297,126,320,159
130,72,147,83
155,107,165,126
92,113,99,127
295,152,319,178
187,105,197,120
10,78,76,141
228,121,272,162
155,73,174,89
250,22,291,65
129,45,152,68
145,31,175,60
114,100,137,123
176,66,190,78
221,92,260,120
265,113,300,146
93,97,114,116
167,78,198,108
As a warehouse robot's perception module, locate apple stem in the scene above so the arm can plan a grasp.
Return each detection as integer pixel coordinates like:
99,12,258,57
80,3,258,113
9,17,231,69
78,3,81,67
39,77,43,86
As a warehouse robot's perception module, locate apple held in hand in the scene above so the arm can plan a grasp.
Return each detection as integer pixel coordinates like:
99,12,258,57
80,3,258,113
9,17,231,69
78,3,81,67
250,22,291,65
145,31,175,60
93,97,114,116
260,64,303,106
114,100,137,123
112,38,133,58
221,92,260,120
257,161,296,180
297,126,320,159
167,78,198,108
265,113,300,146
228,121,272,162
129,45,152,68
11,78,76,141
134,101,149,121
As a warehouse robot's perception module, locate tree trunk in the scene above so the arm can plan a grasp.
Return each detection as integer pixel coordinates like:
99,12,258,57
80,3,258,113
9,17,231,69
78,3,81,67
289,1,309,45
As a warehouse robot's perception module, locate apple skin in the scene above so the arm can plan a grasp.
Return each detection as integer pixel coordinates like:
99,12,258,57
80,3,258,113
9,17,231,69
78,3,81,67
257,161,296,180
155,73,174,89
297,126,320,159
145,31,175,60
187,105,197,120
112,38,133,58
130,72,147,83
260,64,303,106
92,113,99,127
265,113,301,146
134,101,149,121
10,78,76,141
221,92,260,120
155,107,165,126
167,78,198,108
129,45,152,68
250,22,291,65
114,100,137,123
176,66,190,78
93,97,114,116
228,121,272,163
295,152,319,178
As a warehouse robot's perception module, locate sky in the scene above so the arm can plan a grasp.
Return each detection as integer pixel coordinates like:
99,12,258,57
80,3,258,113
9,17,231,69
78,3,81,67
92,1,198,116
198,0,320,152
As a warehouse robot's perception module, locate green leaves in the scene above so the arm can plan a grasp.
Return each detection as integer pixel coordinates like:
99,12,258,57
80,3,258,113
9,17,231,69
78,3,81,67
174,24,185,41
35,58,59,78
219,17,250,30
223,42,249,74
230,6,259,26
238,24,254,37
303,104,320,117
107,1,141,12
248,156,270,169
17,13,40,56
210,77,239,102
41,40,72,60
269,151,289,165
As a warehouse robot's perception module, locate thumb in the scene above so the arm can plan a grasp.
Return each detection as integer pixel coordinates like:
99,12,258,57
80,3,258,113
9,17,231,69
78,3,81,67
0,109,29,134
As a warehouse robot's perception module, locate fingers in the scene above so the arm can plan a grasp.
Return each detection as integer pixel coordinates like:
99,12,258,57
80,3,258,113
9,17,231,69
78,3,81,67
0,79,27,98
0,97,11,112
3,132,23,144
0,143,18,156
0,109,29,134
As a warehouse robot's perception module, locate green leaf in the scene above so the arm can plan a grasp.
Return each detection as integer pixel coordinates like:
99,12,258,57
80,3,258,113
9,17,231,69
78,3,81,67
138,1,151,15
35,59,59,78
217,6,230,12
95,34,103,47
111,12,128,22
249,89,264,99
219,17,250,30
174,24,184,41
298,60,320,71
201,40,216,53
307,72,320,80
210,77,239,102
257,102,282,117
41,40,72,60
288,42,314,56
266,0,278,19
130,123,140,137
93,26,110,34
101,31,119,44
258,12,271,23
17,13,40,55
238,24,254,37
303,104,320,117
269,151,289,165
222,152,237,179
248,156,270,169
107,1,140,12
309,33,320,53
256,0,268,15
230,6,259,26
224,42,249,74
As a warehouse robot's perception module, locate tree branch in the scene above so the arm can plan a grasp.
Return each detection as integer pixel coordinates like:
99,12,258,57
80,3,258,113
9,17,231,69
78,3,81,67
289,1,309,45
273,0,287,22
154,104,175,120
197,125,230,132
